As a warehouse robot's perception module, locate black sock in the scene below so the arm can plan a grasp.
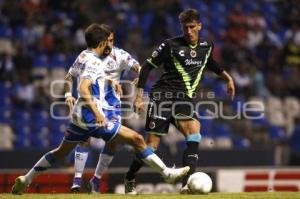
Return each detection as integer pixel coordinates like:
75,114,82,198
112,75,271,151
182,141,199,187
125,157,144,181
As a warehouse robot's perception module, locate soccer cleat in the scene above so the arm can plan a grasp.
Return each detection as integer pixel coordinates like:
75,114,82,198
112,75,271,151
70,184,80,193
70,177,81,193
180,184,192,194
124,178,137,195
87,176,100,193
11,176,28,195
163,166,190,184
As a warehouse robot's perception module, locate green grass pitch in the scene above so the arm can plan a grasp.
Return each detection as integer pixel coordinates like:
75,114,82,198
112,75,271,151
1,192,300,199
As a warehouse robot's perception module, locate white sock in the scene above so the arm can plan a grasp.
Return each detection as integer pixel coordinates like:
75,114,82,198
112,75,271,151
74,151,89,178
142,153,167,176
94,153,114,179
25,153,55,184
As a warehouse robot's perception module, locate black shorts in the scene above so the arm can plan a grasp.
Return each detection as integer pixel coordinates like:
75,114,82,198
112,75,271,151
145,98,198,136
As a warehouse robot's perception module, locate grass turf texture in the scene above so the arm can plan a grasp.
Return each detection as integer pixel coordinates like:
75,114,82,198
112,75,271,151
1,192,300,199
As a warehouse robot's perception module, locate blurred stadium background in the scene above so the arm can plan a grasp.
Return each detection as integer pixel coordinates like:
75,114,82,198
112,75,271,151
1,0,300,194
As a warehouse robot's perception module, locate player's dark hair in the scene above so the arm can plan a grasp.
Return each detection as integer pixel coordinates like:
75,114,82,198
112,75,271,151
179,8,200,24
100,24,114,34
84,23,110,48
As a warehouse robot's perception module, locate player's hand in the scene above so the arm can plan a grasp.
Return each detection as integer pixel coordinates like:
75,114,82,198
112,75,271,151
65,96,76,109
132,78,139,86
111,80,123,96
95,112,107,127
227,79,235,100
134,95,145,113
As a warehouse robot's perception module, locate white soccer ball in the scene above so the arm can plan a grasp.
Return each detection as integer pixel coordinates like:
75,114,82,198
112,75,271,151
187,172,212,194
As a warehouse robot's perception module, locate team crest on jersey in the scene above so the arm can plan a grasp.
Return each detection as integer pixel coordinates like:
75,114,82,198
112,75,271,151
152,50,158,58
149,121,155,129
106,60,115,69
190,49,197,58
106,122,114,130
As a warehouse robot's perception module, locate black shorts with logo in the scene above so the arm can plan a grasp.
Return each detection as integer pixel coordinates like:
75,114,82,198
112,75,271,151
145,98,198,136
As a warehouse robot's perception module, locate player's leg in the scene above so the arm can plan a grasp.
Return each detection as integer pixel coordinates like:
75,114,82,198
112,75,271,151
12,140,78,195
124,133,161,194
88,109,120,193
88,140,117,193
12,123,90,195
114,125,190,183
177,118,201,193
124,99,172,194
71,141,90,192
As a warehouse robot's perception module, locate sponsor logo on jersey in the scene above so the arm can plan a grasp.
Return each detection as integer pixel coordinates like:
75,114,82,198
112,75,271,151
179,50,185,56
184,59,202,66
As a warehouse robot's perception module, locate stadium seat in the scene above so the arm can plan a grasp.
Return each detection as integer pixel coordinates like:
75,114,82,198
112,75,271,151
0,24,12,38
49,53,67,68
199,136,215,149
232,137,251,149
32,127,51,148
0,124,15,150
269,126,288,142
283,97,300,135
33,53,49,68
213,123,233,149
266,96,285,127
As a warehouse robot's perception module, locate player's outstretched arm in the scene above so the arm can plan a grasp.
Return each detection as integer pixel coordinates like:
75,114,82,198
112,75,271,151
219,71,235,100
134,61,154,113
131,64,141,86
64,72,76,108
107,78,123,96
79,78,106,127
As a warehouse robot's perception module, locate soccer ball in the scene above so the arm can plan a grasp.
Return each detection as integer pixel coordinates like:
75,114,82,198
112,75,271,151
187,172,212,194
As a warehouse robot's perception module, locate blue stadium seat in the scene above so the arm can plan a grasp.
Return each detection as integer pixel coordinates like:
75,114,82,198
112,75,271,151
0,24,12,38
13,25,25,42
33,53,49,68
51,131,64,147
49,53,67,68
31,127,51,148
213,122,232,138
233,137,251,149
269,126,287,141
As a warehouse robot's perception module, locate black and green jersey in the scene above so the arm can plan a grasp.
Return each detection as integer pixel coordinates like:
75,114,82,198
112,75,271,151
147,36,223,100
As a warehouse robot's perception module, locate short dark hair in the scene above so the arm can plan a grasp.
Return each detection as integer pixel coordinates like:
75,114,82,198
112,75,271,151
100,24,114,34
179,9,200,24
84,23,110,48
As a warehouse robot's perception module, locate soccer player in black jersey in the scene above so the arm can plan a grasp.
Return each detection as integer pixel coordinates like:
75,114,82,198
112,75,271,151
124,8,235,194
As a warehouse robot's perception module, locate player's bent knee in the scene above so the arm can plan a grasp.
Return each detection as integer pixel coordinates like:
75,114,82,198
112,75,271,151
132,134,146,148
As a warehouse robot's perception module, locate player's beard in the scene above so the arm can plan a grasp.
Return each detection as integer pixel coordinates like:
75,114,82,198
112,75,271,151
103,46,112,56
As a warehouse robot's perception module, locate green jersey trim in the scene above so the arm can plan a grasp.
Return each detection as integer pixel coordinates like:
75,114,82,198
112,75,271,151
147,58,158,68
171,47,212,98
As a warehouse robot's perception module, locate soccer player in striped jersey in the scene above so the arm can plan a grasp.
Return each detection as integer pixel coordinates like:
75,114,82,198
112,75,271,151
65,24,141,193
12,23,190,195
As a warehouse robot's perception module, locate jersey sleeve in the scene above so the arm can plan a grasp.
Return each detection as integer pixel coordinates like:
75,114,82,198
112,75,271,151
68,58,79,76
119,49,139,71
206,42,224,75
146,40,170,68
80,59,104,83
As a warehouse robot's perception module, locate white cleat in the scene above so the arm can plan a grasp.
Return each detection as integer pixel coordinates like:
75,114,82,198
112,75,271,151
11,176,28,195
163,166,190,184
